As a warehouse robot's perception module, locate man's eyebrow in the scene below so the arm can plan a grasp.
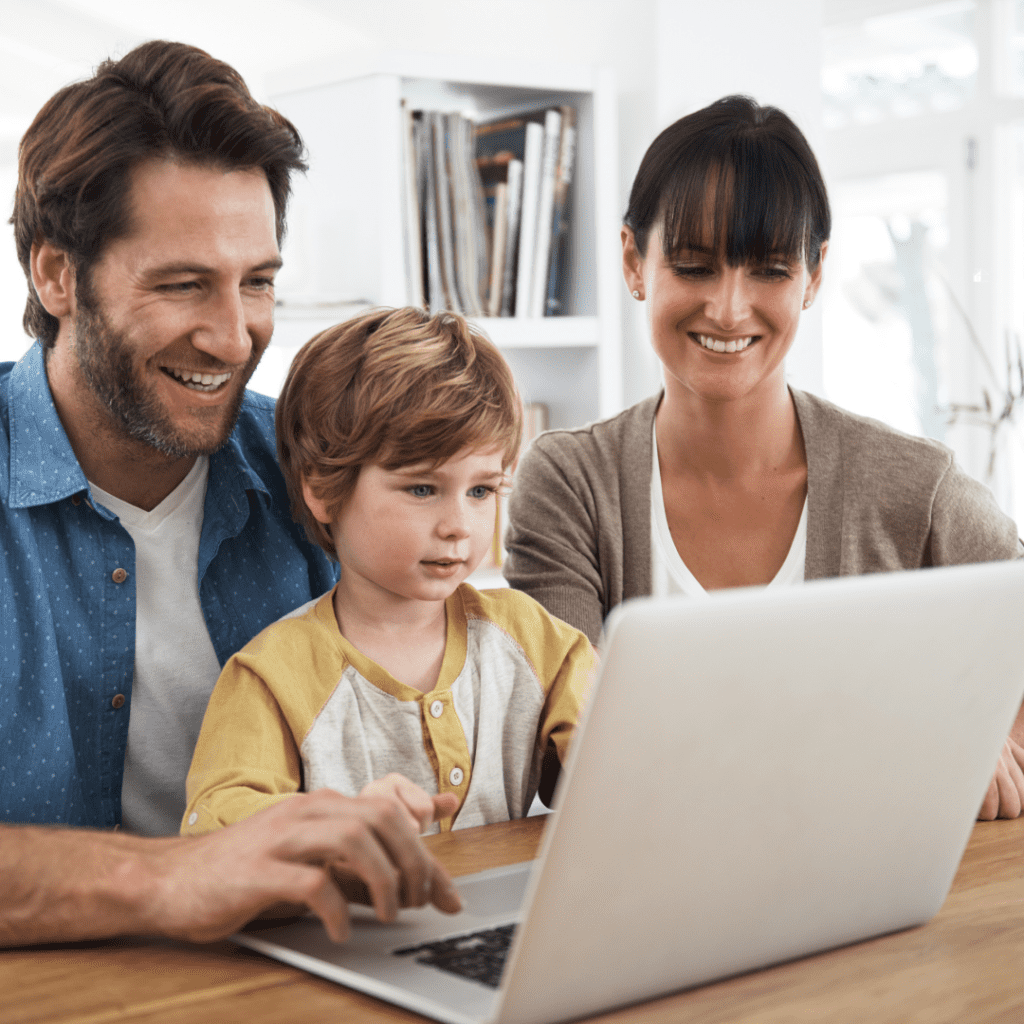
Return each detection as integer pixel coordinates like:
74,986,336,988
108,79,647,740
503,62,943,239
143,258,284,277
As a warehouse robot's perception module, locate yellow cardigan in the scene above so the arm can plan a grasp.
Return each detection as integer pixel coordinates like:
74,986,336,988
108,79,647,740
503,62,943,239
182,583,594,835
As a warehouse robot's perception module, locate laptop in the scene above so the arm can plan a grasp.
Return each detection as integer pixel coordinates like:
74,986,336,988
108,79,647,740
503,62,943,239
234,560,1024,1024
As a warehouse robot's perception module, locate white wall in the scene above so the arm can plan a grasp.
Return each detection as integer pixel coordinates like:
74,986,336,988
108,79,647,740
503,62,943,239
0,0,661,370
639,0,826,403
0,0,827,399
292,0,663,408
295,0,826,406
0,167,26,364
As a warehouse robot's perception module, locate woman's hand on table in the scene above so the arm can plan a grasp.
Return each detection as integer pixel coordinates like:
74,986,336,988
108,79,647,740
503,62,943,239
978,702,1024,819
978,733,1024,819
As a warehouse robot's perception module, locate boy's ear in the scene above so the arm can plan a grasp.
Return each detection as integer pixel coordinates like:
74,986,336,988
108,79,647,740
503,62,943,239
301,477,333,525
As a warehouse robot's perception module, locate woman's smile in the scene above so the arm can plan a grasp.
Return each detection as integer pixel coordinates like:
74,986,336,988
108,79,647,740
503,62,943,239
692,333,757,353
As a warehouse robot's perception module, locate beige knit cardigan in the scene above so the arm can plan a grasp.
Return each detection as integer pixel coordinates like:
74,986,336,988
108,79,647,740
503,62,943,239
504,389,1023,644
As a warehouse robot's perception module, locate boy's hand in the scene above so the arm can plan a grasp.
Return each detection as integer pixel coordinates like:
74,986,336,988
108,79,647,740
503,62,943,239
333,776,460,914
360,773,460,833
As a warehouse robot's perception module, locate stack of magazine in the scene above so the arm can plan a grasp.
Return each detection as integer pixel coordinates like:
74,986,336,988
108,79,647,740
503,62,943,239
402,103,577,318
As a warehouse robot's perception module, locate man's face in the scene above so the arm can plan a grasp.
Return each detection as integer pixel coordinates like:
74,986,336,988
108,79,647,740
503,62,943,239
71,159,281,458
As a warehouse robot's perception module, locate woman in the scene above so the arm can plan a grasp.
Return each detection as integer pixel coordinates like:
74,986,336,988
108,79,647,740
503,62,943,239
503,95,1024,818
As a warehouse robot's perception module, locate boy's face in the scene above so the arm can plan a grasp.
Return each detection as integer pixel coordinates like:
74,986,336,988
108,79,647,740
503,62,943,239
304,445,506,607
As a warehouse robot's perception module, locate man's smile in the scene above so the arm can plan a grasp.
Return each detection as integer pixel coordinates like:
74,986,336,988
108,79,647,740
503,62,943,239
162,366,235,392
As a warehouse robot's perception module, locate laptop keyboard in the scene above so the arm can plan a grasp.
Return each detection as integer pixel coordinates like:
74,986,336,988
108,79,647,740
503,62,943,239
393,923,517,989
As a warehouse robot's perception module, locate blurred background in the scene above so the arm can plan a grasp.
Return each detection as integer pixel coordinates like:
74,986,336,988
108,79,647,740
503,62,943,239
3,0,1024,520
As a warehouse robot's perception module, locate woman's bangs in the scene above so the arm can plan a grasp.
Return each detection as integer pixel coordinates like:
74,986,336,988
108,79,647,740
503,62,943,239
659,147,810,265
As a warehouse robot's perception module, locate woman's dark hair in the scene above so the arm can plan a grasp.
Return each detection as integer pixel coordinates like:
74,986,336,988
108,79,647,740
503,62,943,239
13,39,307,348
624,95,830,269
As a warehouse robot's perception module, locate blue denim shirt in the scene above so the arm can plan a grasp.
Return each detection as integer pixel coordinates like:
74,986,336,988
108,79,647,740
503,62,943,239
0,343,338,828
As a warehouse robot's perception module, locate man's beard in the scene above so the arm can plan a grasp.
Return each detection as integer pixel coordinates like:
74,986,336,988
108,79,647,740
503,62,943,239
72,283,258,459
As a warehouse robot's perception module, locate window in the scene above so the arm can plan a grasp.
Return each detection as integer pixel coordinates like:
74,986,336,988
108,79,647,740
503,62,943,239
823,0,1024,522
823,171,950,440
823,1,976,128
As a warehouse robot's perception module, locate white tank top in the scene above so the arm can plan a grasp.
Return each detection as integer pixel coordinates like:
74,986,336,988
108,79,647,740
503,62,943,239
650,426,807,599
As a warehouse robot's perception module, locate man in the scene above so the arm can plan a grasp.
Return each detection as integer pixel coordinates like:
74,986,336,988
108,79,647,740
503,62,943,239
0,40,461,946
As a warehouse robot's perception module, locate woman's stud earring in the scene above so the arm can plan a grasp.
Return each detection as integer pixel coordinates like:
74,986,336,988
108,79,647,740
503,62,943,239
803,298,811,309
632,290,641,299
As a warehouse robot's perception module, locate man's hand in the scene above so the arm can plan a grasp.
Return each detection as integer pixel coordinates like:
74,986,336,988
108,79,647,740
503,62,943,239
0,787,462,948
978,734,1024,819
149,789,462,943
360,773,460,834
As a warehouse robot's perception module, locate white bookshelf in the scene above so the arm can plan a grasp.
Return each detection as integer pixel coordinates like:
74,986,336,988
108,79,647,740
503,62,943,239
265,53,622,429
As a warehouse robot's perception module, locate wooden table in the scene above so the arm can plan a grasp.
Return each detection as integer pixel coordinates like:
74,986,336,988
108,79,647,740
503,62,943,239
4,815,1022,1024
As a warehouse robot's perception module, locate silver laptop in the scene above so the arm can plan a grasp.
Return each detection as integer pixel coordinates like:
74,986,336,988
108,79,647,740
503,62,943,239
234,560,1024,1024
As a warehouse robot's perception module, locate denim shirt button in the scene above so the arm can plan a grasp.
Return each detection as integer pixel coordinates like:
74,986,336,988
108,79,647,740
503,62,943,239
111,568,128,584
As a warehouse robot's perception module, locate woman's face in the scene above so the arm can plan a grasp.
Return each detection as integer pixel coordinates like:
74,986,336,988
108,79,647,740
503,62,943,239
622,223,826,407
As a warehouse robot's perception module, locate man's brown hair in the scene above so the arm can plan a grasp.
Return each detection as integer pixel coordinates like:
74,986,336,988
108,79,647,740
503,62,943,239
276,306,523,557
12,39,306,348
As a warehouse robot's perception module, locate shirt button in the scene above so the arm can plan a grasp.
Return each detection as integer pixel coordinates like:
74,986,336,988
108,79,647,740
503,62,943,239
430,700,444,718
449,767,464,786
111,694,126,709
71,494,81,506
187,812,198,826
112,568,128,584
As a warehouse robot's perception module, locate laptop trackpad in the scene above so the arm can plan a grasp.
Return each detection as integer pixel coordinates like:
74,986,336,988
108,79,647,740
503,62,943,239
454,861,532,918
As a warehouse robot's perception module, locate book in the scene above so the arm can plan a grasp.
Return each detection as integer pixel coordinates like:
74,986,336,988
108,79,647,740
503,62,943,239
447,112,486,317
500,159,523,317
514,120,544,319
477,154,524,318
475,112,543,161
527,108,563,317
545,107,577,316
404,105,575,317
486,181,508,317
475,106,576,317
431,111,461,311
400,102,425,308
417,113,445,313
476,111,549,318
402,109,493,315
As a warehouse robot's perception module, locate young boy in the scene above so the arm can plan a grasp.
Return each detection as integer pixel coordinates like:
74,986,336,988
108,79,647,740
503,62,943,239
182,307,595,837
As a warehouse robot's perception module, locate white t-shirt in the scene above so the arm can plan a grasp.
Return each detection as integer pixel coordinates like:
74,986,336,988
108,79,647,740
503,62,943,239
650,426,807,598
90,456,223,836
